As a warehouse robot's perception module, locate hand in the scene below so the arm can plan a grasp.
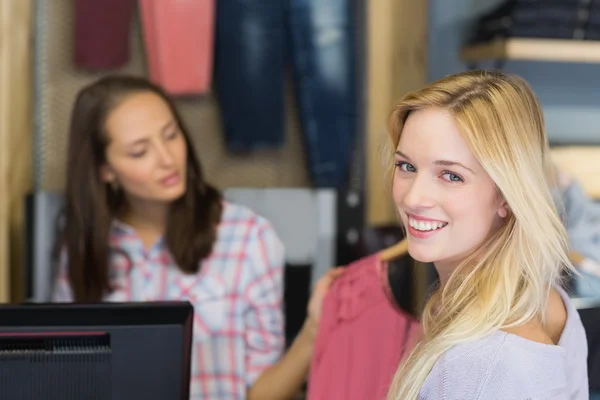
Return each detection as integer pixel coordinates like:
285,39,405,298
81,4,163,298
307,268,345,324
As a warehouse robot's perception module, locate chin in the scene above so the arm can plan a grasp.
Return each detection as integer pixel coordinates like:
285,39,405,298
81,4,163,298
159,184,186,202
407,242,439,264
407,251,437,264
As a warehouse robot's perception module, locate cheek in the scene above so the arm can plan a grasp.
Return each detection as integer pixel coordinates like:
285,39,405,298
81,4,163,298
174,138,188,164
392,171,408,205
167,136,188,170
111,159,155,189
448,191,499,235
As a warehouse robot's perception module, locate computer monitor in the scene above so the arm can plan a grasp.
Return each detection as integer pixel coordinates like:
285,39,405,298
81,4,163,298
0,301,193,400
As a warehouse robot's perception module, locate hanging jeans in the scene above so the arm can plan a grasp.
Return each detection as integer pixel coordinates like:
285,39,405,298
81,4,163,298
215,0,358,188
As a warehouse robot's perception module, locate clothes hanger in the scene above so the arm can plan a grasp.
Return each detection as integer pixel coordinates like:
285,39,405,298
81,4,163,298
569,251,584,266
380,238,408,262
573,251,600,278
380,238,586,267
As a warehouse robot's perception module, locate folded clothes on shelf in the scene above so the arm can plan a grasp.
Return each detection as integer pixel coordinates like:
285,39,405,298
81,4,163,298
469,0,600,43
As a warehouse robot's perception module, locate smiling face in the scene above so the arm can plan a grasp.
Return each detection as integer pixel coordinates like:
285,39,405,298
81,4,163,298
100,91,188,205
392,107,508,277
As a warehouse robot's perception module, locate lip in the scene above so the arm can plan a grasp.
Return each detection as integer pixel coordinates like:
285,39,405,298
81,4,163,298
159,172,180,187
405,212,448,240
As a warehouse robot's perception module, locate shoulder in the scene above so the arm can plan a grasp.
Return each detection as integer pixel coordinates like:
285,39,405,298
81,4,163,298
420,332,569,400
218,203,285,299
219,201,277,235
218,201,284,265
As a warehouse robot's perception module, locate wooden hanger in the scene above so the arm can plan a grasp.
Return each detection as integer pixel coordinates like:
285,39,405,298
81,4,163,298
380,238,408,262
569,251,584,266
379,238,587,267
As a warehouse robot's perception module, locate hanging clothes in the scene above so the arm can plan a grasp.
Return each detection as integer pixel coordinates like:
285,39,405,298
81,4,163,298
73,0,136,70
307,253,421,400
469,1,591,43
138,0,215,96
215,0,359,187
551,179,600,297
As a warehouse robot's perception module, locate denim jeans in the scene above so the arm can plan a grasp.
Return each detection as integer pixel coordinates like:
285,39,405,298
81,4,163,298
215,0,358,188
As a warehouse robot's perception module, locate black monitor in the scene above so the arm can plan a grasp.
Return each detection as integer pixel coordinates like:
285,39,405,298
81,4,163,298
0,301,193,400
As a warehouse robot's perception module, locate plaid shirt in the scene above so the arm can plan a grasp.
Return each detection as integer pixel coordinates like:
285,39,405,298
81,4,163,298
53,201,285,399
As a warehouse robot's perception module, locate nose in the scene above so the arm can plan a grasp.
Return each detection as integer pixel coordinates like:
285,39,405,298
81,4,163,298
400,173,436,211
155,142,175,168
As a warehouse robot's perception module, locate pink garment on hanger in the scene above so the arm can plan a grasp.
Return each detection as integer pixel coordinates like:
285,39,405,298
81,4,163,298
307,253,422,400
138,0,215,96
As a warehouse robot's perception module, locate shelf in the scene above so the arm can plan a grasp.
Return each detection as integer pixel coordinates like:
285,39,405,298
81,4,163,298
461,38,600,64
550,146,600,200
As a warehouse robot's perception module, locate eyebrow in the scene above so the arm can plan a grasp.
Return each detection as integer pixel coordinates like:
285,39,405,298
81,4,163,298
127,120,176,146
395,150,476,174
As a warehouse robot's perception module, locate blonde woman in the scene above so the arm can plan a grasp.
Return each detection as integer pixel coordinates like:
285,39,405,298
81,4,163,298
387,70,588,399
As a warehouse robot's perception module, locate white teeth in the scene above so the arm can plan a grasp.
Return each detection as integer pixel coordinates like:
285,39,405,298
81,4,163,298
408,217,447,232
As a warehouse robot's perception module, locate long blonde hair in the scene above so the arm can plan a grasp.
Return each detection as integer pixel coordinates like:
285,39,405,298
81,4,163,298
386,70,574,399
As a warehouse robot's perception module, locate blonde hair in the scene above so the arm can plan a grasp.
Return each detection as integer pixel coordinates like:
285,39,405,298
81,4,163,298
386,70,574,399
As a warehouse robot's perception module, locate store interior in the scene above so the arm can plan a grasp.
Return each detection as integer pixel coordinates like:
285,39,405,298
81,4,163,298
1,0,600,399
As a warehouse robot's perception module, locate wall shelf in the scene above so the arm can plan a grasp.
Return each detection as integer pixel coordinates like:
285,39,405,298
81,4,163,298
550,146,600,200
461,38,600,64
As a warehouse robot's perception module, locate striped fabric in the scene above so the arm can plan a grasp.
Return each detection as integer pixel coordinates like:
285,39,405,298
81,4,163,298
53,201,285,399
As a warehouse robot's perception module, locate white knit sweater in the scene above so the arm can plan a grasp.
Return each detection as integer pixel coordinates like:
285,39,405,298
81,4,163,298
419,286,588,400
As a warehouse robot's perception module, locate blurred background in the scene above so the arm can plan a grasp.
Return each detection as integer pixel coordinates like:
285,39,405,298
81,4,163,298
3,0,600,395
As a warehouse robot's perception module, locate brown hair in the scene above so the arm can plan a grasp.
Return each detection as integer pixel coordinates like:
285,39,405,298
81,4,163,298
60,75,222,302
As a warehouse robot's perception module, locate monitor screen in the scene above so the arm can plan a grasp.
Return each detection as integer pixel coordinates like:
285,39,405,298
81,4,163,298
0,301,193,400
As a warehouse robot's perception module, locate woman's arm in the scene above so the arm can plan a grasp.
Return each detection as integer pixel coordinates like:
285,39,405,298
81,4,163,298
248,269,344,400
247,318,317,400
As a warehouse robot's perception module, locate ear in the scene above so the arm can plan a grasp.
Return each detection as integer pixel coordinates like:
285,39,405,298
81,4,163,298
100,164,116,183
497,199,509,218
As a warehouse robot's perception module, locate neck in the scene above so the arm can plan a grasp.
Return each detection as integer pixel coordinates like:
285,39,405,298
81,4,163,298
434,248,483,287
121,197,170,233
434,261,454,287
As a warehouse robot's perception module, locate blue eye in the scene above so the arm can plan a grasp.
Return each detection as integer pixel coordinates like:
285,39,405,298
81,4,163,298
395,161,416,172
442,172,463,182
